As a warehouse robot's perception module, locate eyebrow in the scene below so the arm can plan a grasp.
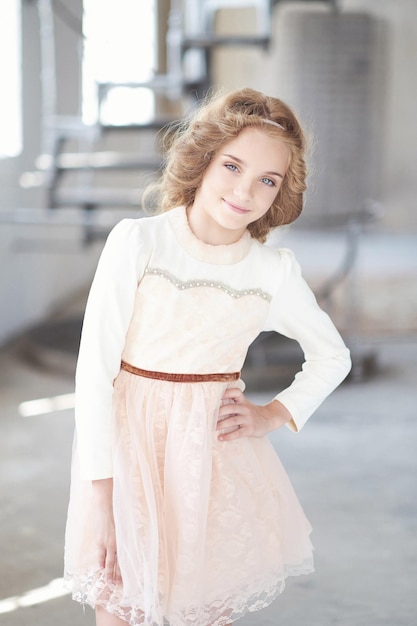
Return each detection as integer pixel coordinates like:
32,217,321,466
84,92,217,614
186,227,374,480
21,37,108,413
222,153,284,179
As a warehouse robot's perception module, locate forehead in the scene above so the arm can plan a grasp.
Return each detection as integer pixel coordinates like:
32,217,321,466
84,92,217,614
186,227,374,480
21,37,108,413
217,127,290,171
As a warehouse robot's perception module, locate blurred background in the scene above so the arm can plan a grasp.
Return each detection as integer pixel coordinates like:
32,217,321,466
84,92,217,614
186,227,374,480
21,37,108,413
0,1,416,625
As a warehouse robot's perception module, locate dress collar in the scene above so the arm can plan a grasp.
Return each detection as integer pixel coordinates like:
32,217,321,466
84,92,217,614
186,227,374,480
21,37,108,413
167,206,252,265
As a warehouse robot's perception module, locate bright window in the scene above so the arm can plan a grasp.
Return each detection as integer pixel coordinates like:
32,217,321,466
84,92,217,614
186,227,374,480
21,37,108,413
0,0,22,157
82,0,156,125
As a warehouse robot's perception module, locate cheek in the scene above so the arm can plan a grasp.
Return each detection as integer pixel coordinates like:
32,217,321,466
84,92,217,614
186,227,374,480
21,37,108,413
252,187,279,220
205,169,228,191
262,185,280,208
252,200,275,223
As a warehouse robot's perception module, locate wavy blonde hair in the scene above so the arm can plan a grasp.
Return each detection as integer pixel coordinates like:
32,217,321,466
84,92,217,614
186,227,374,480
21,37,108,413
146,88,307,242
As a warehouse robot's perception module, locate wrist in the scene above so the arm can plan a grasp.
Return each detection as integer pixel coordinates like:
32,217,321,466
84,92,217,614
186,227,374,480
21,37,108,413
263,399,293,431
92,478,113,503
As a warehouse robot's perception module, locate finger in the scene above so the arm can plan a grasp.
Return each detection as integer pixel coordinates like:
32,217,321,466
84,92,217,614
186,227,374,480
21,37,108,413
221,387,244,402
218,424,246,442
216,415,241,431
113,553,123,585
97,544,106,570
218,405,239,419
105,550,117,584
218,400,249,420
217,407,247,430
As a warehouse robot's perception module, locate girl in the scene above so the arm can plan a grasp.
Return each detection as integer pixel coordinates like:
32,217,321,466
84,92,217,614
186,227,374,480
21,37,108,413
64,88,351,626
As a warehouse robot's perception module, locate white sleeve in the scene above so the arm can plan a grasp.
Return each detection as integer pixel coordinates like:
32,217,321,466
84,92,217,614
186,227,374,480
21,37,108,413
263,249,352,432
74,219,149,480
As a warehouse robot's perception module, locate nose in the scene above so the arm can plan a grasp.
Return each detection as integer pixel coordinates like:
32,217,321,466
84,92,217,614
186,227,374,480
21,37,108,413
233,175,254,202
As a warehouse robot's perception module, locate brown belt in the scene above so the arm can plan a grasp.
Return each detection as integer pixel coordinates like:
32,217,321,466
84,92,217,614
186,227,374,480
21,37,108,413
120,360,240,383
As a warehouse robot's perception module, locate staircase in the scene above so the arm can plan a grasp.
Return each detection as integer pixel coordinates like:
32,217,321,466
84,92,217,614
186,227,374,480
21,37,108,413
16,1,284,233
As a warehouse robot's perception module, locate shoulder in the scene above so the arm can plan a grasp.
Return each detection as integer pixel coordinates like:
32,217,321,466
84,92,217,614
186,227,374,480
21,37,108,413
251,239,301,277
106,216,142,242
115,209,174,235
107,210,170,247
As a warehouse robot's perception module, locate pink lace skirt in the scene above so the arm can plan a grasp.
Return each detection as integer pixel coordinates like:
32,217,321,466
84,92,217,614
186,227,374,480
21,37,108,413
64,369,314,626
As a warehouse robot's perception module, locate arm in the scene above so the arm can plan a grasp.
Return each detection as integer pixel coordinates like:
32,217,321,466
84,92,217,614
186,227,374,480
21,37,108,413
92,478,122,584
217,248,351,439
75,219,149,480
266,248,352,432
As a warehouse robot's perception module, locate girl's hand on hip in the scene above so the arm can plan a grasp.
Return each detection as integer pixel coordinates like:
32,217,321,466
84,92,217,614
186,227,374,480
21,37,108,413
92,478,122,586
217,388,293,441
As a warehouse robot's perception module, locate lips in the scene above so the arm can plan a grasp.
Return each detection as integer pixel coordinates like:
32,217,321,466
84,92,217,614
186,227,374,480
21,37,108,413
222,199,251,214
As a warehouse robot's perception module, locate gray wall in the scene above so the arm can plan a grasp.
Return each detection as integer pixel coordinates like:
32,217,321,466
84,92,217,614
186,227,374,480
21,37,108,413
0,0,100,345
341,0,417,233
0,0,416,345
213,0,417,232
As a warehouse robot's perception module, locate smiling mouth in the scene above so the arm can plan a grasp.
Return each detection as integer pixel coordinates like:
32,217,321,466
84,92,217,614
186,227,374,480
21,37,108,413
223,199,251,214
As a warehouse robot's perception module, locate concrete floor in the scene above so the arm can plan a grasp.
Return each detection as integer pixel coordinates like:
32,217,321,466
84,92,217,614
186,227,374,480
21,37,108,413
0,226,416,626
0,331,416,626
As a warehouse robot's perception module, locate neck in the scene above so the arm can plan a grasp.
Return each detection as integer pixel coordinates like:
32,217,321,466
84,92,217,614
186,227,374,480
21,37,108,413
186,205,246,246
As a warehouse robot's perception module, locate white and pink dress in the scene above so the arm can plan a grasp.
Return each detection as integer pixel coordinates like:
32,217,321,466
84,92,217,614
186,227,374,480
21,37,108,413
64,206,351,626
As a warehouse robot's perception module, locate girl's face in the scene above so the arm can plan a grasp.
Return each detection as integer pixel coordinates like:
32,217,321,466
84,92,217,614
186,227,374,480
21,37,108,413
188,127,290,245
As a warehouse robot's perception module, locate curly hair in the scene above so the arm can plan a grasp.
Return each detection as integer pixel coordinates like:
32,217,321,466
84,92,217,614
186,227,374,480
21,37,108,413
146,88,307,242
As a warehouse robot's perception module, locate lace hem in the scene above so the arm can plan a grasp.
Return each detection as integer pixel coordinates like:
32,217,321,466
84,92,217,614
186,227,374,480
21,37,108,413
65,559,314,626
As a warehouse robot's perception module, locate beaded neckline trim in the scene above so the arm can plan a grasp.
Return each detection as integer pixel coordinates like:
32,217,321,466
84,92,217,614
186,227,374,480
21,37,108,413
144,267,272,302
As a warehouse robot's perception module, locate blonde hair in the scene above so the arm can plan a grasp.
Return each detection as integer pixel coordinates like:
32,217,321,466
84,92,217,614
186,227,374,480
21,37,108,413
147,88,307,242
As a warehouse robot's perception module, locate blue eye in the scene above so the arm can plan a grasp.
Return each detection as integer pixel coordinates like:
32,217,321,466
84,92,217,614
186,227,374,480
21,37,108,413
261,177,275,187
225,163,238,172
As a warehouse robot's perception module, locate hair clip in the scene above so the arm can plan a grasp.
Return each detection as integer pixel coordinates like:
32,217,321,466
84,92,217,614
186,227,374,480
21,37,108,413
262,118,285,131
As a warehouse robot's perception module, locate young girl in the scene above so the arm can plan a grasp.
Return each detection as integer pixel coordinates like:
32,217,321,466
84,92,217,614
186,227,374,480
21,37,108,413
64,87,351,626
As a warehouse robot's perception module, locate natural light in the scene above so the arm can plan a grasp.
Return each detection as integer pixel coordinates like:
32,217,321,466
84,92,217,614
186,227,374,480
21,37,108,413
18,392,75,418
0,578,69,615
0,1,156,155
82,0,156,125
0,0,22,157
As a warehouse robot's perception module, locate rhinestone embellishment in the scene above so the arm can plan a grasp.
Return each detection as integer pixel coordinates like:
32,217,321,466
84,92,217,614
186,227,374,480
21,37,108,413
144,267,272,301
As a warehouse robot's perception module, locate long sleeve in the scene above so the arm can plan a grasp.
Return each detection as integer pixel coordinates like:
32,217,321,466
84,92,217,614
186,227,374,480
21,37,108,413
263,248,351,432
74,219,150,480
